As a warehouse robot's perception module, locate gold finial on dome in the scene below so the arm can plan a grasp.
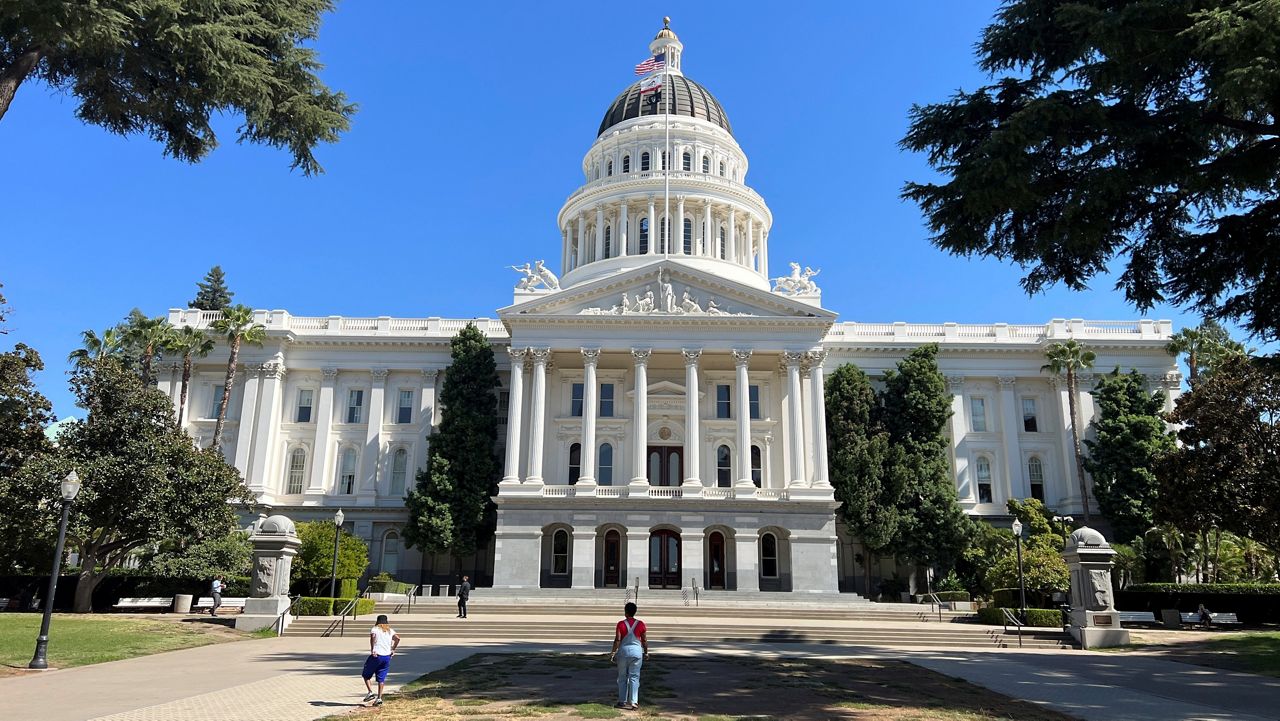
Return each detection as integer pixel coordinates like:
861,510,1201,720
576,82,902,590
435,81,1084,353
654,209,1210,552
655,16,677,40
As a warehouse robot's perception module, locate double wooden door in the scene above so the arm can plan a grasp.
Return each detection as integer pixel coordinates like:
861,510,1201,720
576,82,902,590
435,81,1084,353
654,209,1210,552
649,530,681,588
647,446,683,486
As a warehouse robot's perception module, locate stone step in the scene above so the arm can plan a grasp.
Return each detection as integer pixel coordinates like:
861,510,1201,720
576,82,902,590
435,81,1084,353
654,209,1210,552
371,602,971,622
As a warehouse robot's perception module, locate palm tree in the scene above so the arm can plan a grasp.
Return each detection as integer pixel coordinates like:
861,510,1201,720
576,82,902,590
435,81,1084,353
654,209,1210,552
210,304,266,451
68,327,122,368
123,310,174,385
1043,339,1097,522
1166,319,1244,385
166,326,215,426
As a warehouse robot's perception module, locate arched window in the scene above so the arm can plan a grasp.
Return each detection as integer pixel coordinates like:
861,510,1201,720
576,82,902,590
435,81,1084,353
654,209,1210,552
976,456,993,503
659,216,667,253
286,448,306,494
568,443,582,484
751,445,763,487
761,532,779,577
598,443,613,486
339,448,357,494
390,448,408,496
622,154,631,173
641,152,651,172
604,225,612,259
682,151,692,171
606,159,613,177
718,227,727,259
683,218,693,254
552,529,569,574
716,445,732,487
1027,457,1045,502
702,155,711,173
381,531,400,574
639,218,649,254
719,160,726,176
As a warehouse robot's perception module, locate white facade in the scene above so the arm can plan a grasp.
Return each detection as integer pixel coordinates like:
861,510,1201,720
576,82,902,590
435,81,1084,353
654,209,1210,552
162,23,1179,595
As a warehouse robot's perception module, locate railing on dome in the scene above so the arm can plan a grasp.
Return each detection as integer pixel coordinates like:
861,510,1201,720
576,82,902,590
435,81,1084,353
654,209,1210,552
563,171,768,210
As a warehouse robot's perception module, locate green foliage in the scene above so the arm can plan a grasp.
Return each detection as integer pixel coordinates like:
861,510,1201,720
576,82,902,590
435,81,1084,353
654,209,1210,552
934,570,966,593
338,577,358,598
210,305,266,450
293,596,375,616
901,0,1280,338
367,574,414,594
121,309,174,385
1167,319,1247,384
1023,609,1065,627
7,357,253,610
826,363,895,556
1084,369,1177,544
988,544,1069,595
956,520,1015,596
403,323,500,557
164,326,215,425
293,520,368,584
932,590,970,602
1127,583,1280,595
976,607,1012,626
190,266,234,311
1042,339,1096,520
0,342,55,573
1158,356,1280,549
142,531,252,578
0,1,355,174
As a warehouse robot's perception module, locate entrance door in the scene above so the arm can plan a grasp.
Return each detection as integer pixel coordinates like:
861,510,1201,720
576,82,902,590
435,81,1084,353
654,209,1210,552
708,532,726,589
648,530,682,588
604,530,621,587
646,446,683,486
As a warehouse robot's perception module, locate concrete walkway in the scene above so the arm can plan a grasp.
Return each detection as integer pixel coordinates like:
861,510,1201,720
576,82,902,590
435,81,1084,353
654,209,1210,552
2,635,1277,721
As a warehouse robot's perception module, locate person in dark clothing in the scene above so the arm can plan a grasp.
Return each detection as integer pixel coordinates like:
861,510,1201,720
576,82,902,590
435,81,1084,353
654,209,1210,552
457,575,471,618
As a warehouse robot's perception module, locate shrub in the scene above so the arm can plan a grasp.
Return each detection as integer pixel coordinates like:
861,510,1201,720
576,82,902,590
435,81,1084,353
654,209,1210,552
993,587,1050,609
293,597,335,616
339,578,358,598
935,571,967,593
976,607,1005,625
976,606,1062,627
932,591,971,602
1116,583,1280,624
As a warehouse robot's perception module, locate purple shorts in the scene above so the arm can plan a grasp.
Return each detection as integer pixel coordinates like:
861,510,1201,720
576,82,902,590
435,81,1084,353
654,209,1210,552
362,654,391,682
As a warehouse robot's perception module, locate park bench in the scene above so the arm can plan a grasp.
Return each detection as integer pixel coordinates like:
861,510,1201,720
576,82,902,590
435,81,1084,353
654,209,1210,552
192,597,247,613
113,597,174,611
1118,610,1158,625
1180,611,1241,627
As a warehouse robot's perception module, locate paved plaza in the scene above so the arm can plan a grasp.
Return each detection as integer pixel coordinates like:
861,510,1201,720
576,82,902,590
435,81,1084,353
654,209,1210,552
2,632,1277,721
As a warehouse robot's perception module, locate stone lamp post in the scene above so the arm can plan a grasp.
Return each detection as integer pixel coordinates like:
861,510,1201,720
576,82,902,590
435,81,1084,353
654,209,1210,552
1061,526,1130,649
235,514,302,632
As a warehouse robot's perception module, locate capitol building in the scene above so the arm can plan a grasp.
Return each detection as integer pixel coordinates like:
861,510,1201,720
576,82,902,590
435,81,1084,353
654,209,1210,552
163,22,1180,596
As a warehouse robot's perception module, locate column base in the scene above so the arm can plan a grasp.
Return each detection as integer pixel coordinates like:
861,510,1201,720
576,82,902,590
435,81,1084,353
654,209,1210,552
629,477,649,487
734,478,756,489
577,477,597,488
499,477,522,487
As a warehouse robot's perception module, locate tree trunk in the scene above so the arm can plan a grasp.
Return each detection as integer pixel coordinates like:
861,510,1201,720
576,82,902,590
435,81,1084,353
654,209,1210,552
0,47,42,122
178,353,192,426
1066,369,1091,522
73,568,108,613
140,347,154,386
1188,348,1198,385
211,337,240,450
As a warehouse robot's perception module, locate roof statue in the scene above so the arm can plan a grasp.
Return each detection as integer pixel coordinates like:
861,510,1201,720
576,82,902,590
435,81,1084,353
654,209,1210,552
772,263,821,296
512,260,561,292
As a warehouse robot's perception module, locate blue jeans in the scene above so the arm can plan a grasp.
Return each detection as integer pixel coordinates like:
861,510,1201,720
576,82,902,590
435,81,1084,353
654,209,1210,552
616,645,643,705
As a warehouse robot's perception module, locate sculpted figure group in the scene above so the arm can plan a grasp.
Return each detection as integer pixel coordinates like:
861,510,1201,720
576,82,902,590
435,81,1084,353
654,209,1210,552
511,260,561,291
772,262,821,295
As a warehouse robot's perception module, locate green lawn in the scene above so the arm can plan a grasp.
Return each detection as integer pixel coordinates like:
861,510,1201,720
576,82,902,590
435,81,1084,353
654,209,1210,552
1204,632,1280,677
0,614,240,672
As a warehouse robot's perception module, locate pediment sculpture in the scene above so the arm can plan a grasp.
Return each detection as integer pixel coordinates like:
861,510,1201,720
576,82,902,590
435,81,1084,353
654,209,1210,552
578,270,744,316
772,262,821,295
511,260,561,291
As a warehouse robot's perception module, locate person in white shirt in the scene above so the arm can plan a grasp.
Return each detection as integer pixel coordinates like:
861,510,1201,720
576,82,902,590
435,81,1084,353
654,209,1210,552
209,575,224,617
361,614,400,706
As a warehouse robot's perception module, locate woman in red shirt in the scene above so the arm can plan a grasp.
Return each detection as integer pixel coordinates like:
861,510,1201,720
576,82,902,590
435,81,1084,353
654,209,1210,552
609,602,648,710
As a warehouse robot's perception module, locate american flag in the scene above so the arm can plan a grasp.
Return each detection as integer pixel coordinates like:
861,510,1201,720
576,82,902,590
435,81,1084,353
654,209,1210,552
634,53,665,75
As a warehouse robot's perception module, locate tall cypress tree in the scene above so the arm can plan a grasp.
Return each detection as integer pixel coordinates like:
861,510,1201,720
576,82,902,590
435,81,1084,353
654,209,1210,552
190,266,234,310
403,323,500,562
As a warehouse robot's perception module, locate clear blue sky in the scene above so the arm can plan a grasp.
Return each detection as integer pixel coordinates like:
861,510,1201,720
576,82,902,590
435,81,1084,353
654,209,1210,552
0,2,1224,420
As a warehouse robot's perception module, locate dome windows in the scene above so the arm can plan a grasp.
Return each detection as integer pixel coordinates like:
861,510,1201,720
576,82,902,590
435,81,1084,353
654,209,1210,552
682,151,692,171
606,159,613,177
622,154,631,173
683,218,693,254
702,155,710,174
639,218,649,254
719,161,726,177
641,152,651,172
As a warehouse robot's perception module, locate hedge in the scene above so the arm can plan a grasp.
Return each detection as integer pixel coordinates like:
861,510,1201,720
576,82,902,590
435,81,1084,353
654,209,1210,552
992,587,1052,609
932,591,970,602
976,607,1063,627
339,578,359,598
367,579,414,595
0,573,251,612
293,597,376,617
1117,584,1280,624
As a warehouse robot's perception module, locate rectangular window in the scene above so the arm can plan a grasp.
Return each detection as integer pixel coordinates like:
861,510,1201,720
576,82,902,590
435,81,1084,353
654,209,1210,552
571,382,584,417
497,390,510,418
969,397,987,432
209,385,225,419
346,389,364,424
295,389,313,423
397,390,413,424
1022,398,1038,432
599,383,615,417
749,385,761,420
716,384,732,419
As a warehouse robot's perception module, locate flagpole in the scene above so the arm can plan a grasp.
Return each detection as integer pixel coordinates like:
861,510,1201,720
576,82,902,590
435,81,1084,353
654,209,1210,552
663,58,670,258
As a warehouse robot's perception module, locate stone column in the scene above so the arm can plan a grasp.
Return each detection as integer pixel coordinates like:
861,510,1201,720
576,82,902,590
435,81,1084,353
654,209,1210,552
579,348,600,486
646,197,656,255
362,368,388,495
248,359,286,493
626,530,649,590
997,376,1025,501
1062,527,1128,649
735,532,760,592
745,215,755,268
727,206,737,262
571,527,598,589
576,214,587,266
676,195,686,254
1050,376,1078,508
761,230,770,278
308,368,337,492
630,348,651,485
619,201,629,256
595,205,605,261
238,514,303,631
703,202,713,256
947,376,970,501
233,366,261,473
733,349,754,487
525,348,550,485
683,530,705,591
418,368,440,464
501,349,527,486
784,352,807,487
682,349,703,487
763,435,774,489
807,350,831,489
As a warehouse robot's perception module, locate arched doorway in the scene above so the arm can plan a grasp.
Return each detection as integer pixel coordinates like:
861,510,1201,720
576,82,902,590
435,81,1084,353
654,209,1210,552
604,530,622,587
707,531,726,589
649,530,681,588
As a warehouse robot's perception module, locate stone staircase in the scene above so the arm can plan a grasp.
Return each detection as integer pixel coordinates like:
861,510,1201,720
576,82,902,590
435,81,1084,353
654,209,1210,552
284,594,1075,649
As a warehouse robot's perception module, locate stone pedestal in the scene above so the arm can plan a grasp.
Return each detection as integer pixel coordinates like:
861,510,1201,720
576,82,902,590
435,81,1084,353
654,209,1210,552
1061,526,1130,649
235,514,302,632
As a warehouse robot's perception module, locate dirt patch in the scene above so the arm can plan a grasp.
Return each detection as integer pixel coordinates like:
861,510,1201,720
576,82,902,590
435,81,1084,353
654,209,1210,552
332,652,1076,720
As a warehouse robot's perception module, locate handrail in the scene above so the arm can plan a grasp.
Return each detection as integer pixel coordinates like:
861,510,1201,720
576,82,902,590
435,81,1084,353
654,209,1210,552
324,586,370,638
1001,607,1024,648
923,592,943,622
392,584,421,615
275,594,302,636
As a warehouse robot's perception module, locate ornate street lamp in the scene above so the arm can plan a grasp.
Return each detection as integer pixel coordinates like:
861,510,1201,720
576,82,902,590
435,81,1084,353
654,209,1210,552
1052,515,1074,547
29,470,82,670
1012,518,1027,625
329,509,345,600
